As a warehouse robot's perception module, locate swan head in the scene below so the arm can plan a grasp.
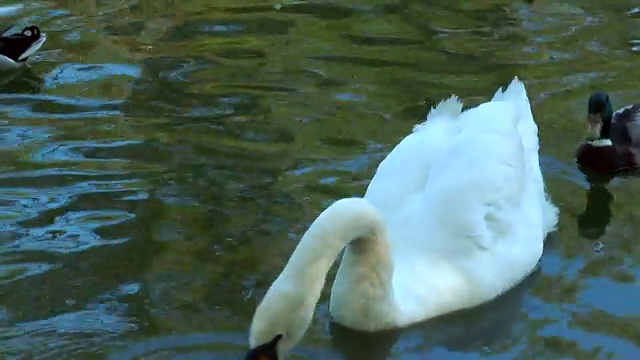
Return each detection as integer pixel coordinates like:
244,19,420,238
244,334,282,360
245,276,318,359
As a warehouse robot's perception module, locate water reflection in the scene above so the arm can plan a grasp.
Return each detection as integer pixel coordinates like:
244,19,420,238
577,165,615,241
330,271,539,360
0,67,42,93
1,0,640,358
578,184,613,241
576,167,640,242
106,270,540,359
106,332,247,360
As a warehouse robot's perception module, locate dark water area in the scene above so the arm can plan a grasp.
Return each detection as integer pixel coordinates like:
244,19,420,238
0,0,639,358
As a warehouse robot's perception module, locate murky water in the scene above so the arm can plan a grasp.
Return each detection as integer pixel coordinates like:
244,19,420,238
1,0,639,358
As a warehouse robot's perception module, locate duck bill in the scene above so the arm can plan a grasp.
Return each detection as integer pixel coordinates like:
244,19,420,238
587,114,602,140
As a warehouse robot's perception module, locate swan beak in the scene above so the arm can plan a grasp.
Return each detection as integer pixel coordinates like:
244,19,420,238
245,334,282,360
587,113,602,140
244,348,278,360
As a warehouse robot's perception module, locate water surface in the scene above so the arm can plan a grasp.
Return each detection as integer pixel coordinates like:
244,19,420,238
1,0,640,359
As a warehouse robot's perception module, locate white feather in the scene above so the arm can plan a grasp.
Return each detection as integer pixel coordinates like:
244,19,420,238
365,95,463,216
588,139,614,147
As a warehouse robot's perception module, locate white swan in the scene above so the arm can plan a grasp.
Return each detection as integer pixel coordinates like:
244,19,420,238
244,77,559,360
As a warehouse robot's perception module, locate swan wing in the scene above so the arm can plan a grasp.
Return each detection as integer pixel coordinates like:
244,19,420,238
415,77,557,252
420,99,527,252
387,93,536,321
382,78,557,324
364,95,463,217
493,77,559,234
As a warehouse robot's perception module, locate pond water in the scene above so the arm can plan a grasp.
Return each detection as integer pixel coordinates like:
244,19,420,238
1,0,639,359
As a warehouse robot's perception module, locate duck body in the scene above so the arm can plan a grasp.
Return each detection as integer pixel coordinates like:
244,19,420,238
0,25,47,70
576,142,636,174
576,92,640,173
246,77,558,359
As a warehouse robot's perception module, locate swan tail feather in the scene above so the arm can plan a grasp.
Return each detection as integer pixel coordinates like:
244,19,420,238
497,77,538,147
413,95,463,133
491,76,525,103
492,77,559,238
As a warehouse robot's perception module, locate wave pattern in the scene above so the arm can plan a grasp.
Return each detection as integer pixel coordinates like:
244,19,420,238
0,0,639,359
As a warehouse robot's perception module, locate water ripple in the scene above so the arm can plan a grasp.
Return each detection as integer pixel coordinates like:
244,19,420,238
163,18,295,40
2,209,134,254
0,261,53,285
0,309,135,358
0,125,51,149
0,94,122,119
1,0,639,358
44,63,141,88
32,140,142,163
0,178,146,245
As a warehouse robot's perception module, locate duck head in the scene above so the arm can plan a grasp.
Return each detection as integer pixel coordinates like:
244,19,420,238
587,92,613,141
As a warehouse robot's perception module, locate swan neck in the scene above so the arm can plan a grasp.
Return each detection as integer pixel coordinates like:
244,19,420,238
280,197,389,296
248,198,391,353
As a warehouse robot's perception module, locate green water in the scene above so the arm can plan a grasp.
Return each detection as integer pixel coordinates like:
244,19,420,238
0,0,639,358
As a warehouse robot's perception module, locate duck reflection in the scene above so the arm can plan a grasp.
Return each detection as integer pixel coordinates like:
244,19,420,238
329,269,540,359
576,167,615,240
0,66,43,93
577,184,613,240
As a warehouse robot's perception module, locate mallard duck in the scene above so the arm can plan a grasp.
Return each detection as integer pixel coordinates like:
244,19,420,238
0,25,47,70
244,77,558,359
576,92,640,173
